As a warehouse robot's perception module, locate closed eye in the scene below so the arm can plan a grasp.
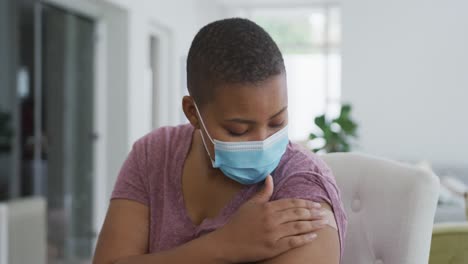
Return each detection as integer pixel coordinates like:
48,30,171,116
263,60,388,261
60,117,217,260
270,121,285,128
227,129,248,137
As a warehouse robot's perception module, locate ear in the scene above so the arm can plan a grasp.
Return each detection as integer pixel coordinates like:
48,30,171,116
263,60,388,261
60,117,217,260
182,96,201,129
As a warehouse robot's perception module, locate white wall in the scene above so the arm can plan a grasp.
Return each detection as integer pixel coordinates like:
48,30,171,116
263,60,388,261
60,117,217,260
340,0,468,166
220,0,468,167
102,0,227,146
89,0,227,235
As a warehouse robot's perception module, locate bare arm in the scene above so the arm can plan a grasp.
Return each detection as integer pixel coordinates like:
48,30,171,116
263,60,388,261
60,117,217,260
93,177,329,264
92,199,227,264
256,203,340,264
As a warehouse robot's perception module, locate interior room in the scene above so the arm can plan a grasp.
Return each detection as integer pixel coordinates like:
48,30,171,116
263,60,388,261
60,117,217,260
1,0,467,263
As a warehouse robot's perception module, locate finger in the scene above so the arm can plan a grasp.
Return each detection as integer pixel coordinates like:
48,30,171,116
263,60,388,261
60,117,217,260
274,208,326,224
267,198,321,212
277,219,329,238
250,175,274,203
276,232,318,252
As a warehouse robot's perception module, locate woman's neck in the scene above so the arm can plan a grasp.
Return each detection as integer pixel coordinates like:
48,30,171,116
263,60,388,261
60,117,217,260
190,128,242,186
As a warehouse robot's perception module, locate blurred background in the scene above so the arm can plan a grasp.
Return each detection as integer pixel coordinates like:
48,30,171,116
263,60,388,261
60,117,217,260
0,0,467,263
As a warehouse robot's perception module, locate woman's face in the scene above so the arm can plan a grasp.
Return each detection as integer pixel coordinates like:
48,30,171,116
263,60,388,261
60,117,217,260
185,73,288,149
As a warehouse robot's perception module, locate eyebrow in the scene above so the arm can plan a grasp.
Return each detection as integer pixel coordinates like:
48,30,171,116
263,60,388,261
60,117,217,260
224,106,288,124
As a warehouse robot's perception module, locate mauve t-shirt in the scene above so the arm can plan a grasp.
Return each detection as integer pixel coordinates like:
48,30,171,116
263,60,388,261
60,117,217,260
111,124,348,261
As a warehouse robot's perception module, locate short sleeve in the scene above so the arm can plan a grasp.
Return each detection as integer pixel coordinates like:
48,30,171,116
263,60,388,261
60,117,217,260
272,146,345,212
271,145,348,261
272,171,334,205
111,140,149,206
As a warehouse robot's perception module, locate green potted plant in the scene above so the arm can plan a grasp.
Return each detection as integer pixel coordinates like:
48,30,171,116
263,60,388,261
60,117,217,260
0,110,13,153
309,104,358,153
0,110,13,200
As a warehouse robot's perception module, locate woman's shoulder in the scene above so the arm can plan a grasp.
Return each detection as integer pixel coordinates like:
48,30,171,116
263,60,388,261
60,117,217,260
271,141,341,205
134,123,194,154
274,142,334,185
272,142,348,260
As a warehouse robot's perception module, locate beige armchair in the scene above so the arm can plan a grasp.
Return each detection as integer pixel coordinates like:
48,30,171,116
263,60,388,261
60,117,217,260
322,153,440,264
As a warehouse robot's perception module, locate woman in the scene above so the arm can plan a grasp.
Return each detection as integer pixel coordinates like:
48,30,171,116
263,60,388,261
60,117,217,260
93,18,347,264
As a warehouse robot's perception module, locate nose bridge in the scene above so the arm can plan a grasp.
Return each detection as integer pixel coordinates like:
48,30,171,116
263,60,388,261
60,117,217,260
252,127,270,141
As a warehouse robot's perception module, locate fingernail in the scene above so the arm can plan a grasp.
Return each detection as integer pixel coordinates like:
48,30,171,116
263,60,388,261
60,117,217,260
313,203,322,208
306,233,317,240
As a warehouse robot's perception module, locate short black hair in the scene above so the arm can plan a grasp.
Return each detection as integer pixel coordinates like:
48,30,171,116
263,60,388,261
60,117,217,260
186,18,285,106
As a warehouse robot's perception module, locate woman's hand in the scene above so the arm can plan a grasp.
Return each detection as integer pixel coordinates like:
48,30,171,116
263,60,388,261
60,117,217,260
212,175,328,263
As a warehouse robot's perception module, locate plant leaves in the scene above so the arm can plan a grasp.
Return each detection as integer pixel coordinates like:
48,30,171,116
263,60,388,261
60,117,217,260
337,119,357,135
309,103,358,153
312,148,322,153
340,104,352,119
309,133,318,140
314,115,327,131
0,110,13,151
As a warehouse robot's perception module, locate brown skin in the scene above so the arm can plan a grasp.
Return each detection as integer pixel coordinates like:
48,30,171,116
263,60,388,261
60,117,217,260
93,73,340,264
182,73,289,225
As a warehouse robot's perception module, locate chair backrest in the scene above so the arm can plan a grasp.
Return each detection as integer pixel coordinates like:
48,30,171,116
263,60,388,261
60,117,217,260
0,197,46,264
322,153,440,264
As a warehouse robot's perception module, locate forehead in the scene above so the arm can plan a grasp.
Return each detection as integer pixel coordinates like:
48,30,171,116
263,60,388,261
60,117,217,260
208,74,288,118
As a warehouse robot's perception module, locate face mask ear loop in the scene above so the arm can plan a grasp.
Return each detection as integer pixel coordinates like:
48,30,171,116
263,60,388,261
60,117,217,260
193,101,215,164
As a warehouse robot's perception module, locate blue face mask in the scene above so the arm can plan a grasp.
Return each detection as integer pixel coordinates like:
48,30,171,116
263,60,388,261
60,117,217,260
194,103,289,185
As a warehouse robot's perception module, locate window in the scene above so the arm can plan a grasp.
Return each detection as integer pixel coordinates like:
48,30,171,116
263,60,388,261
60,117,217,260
247,6,341,141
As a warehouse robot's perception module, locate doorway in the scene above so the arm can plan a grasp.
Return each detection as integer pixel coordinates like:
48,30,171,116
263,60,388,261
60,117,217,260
15,1,96,262
41,4,96,262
